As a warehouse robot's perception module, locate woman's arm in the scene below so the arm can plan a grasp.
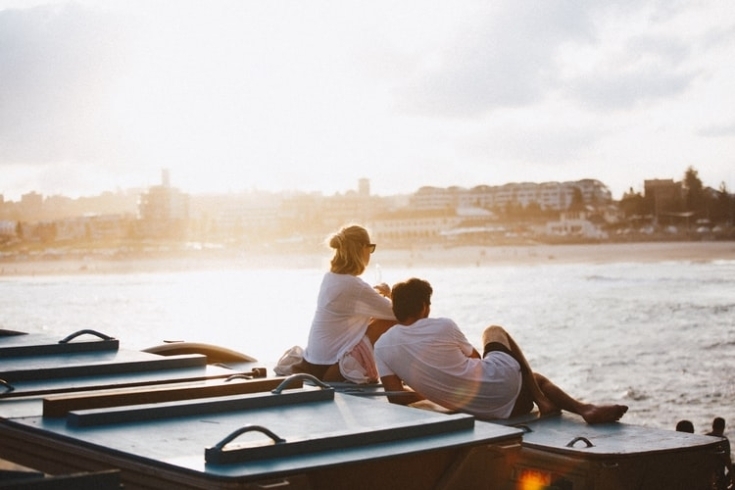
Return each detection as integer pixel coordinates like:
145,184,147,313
356,280,396,319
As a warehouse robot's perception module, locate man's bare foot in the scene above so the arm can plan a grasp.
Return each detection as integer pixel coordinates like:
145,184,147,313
580,404,628,424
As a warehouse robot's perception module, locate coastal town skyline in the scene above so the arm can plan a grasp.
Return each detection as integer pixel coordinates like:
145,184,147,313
3,166,733,248
0,165,728,206
1,1,733,202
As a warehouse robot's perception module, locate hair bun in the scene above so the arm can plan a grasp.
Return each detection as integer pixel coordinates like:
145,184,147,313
329,232,345,249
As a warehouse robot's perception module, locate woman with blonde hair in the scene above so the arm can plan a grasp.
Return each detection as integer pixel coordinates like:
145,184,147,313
298,224,396,383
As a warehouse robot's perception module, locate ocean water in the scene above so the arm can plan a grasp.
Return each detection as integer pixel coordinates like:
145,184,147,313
1,256,733,442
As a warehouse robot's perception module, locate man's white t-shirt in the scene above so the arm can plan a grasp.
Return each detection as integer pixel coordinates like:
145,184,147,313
304,272,395,365
374,317,522,419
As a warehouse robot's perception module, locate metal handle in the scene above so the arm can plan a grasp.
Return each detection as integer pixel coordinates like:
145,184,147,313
59,329,116,344
224,368,268,382
212,425,286,451
0,379,15,394
271,373,330,394
566,436,594,448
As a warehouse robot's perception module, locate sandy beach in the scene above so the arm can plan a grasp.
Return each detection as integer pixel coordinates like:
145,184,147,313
380,240,735,267
1,240,734,277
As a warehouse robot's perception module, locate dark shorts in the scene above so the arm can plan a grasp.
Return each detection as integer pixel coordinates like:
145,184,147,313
482,341,514,358
483,341,534,417
292,358,334,381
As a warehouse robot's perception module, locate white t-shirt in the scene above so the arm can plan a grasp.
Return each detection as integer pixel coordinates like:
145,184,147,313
374,317,522,420
304,272,395,365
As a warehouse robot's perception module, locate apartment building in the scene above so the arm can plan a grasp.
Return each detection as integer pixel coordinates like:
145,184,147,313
411,180,612,212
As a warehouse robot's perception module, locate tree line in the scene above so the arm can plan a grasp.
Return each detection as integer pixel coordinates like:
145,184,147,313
619,166,733,226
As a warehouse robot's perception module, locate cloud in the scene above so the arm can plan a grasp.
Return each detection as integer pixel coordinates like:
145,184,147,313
394,2,600,117
566,67,697,112
0,3,130,164
392,1,715,118
562,32,700,112
697,121,735,138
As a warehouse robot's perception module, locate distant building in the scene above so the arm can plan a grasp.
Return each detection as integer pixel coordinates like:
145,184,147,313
369,209,463,244
0,220,16,240
644,179,683,223
545,210,608,239
20,192,43,220
54,217,88,241
358,178,370,197
137,170,190,239
191,192,284,242
86,214,135,240
410,186,463,210
320,191,375,230
410,180,612,212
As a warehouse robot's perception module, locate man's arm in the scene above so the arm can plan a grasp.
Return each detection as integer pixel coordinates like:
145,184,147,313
380,374,424,405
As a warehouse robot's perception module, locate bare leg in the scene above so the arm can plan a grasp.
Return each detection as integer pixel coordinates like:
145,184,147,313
485,325,628,424
534,373,628,424
322,363,345,382
485,326,560,417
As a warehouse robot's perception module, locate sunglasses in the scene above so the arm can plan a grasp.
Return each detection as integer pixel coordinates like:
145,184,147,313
366,243,376,254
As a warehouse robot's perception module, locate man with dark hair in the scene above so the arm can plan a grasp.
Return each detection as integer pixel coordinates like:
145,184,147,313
708,417,727,437
707,417,733,489
374,277,628,424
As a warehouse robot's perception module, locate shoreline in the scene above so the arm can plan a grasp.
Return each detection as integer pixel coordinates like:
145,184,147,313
1,241,734,277
378,240,735,267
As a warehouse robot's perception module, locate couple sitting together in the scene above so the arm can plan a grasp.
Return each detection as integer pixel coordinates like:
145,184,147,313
294,224,627,424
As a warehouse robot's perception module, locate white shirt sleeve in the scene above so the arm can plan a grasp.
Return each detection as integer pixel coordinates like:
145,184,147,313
352,279,395,319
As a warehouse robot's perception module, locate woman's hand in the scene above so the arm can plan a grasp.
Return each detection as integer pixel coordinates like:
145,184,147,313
373,282,391,297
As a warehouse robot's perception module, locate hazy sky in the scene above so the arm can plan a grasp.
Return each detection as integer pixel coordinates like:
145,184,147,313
1,1,733,201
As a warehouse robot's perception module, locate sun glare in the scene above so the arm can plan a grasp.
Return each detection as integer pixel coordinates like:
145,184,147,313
518,469,552,490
